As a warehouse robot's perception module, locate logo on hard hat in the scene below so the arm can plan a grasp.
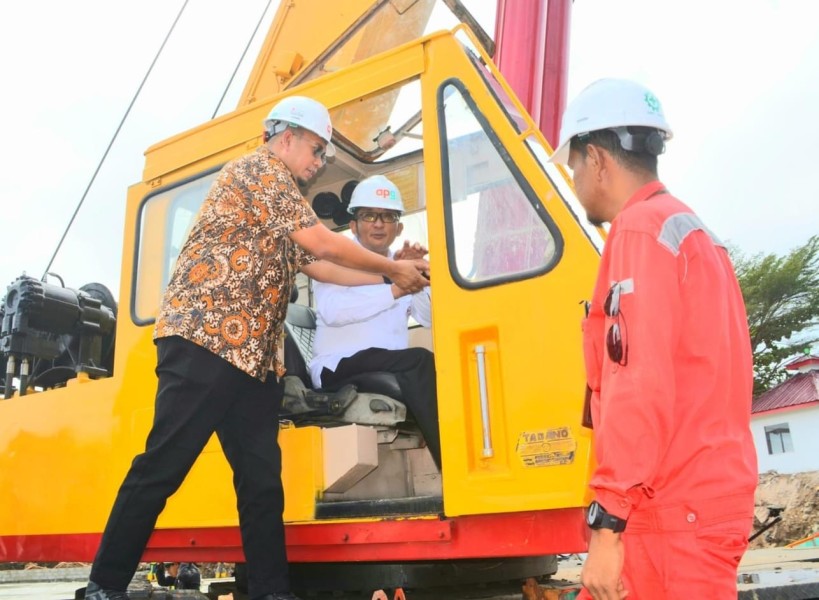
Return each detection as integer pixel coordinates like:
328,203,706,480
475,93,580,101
375,188,396,199
644,92,661,114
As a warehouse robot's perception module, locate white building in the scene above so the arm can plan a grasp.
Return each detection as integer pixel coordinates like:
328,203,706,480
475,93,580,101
751,355,819,474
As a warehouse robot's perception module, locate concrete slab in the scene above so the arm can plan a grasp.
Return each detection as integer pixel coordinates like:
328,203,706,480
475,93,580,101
0,580,86,600
0,567,89,584
739,546,819,569
0,575,214,600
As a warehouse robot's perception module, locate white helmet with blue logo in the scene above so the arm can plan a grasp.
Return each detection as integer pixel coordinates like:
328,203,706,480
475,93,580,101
549,78,673,164
347,175,404,214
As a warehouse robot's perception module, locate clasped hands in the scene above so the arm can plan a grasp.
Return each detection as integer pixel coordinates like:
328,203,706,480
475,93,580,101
390,240,430,294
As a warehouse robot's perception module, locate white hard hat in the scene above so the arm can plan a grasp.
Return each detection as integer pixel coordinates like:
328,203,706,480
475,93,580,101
347,175,404,214
264,95,336,157
548,78,672,164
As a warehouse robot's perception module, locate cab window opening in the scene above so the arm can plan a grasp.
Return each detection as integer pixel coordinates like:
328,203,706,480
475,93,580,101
132,170,219,325
438,79,562,288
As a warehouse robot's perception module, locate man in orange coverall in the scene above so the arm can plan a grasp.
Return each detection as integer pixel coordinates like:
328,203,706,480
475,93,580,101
549,78,758,599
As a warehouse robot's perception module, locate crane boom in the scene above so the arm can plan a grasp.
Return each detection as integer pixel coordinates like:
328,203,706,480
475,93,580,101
493,0,571,146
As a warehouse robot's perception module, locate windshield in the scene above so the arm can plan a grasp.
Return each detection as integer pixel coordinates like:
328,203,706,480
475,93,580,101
292,0,493,162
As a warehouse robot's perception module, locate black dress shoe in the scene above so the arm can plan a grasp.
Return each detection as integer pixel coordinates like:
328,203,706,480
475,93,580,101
253,594,303,600
84,581,130,600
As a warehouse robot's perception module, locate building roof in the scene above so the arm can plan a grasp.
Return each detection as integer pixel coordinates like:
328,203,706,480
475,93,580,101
785,354,819,373
753,371,819,414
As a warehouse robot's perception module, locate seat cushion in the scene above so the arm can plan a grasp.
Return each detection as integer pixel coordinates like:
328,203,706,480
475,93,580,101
322,371,403,401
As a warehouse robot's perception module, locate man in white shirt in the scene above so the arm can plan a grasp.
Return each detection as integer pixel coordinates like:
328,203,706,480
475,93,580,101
309,175,440,468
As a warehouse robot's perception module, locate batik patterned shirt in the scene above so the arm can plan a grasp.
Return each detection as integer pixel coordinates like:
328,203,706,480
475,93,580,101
155,145,317,380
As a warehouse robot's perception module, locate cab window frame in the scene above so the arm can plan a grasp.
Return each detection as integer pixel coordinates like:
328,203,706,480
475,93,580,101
130,165,222,326
437,78,564,290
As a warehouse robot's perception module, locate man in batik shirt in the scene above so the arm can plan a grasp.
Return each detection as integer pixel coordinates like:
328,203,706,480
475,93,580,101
85,96,429,600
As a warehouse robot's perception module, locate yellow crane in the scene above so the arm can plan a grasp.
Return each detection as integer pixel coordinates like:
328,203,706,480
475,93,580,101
0,1,601,596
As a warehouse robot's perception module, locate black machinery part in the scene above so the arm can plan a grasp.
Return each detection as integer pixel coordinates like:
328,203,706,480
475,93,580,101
227,555,558,598
1,275,117,398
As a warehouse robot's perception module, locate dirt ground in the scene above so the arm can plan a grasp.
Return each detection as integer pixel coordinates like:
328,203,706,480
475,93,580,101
751,470,819,548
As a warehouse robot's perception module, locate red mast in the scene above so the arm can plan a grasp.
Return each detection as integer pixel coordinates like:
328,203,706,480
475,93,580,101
493,0,572,147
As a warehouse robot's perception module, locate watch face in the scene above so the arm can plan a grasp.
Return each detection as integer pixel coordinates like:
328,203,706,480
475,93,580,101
586,501,600,526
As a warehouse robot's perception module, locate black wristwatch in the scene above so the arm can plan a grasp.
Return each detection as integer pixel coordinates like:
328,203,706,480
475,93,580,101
586,501,627,532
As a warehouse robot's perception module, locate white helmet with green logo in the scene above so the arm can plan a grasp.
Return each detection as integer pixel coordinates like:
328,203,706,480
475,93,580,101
549,78,673,164
347,175,405,214
264,95,336,156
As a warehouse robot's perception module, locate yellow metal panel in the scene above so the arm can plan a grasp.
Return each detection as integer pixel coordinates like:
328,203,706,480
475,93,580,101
280,425,323,522
155,450,241,529
239,0,435,106
239,0,377,104
458,330,509,474
419,34,598,517
154,421,322,529
0,378,153,535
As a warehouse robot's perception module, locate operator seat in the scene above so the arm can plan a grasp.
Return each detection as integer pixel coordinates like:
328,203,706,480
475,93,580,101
282,301,408,427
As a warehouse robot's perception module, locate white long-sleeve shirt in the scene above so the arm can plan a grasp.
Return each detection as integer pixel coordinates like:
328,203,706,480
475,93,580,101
309,270,431,389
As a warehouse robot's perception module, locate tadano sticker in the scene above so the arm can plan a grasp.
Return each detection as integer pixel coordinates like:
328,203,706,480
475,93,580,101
515,426,577,467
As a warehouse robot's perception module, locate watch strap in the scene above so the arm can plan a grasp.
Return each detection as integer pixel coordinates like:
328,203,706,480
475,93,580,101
598,511,627,533
587,501,627,533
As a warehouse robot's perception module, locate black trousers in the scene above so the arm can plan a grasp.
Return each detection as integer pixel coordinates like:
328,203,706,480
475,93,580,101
90,336,288,599
321,347,440,468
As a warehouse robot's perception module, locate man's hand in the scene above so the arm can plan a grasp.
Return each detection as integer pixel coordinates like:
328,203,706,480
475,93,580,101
581,529,628,599
388,259,430,293
393,240,428,261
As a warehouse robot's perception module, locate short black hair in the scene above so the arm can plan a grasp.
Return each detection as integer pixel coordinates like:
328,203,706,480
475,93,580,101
266,122,305,140
570,127,659,176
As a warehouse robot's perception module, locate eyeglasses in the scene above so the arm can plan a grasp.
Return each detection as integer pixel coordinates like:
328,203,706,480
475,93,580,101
356,211,400,224
293,132,327,164
604,282,627,365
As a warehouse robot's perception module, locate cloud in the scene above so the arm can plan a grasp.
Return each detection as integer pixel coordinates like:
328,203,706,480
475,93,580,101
567,0,819,255
0,1,273,293
1,0,816,295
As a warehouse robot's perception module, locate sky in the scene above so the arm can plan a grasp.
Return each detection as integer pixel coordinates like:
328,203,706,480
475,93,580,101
0,0,817,301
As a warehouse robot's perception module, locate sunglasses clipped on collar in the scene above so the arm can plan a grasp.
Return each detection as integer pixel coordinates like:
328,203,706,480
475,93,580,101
580,280,629,429
604,282,627,366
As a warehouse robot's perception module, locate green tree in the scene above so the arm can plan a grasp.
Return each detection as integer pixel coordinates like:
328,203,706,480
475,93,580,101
731,235,819,395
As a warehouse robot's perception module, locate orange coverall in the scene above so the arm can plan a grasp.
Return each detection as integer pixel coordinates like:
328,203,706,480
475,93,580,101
580,181,758,599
